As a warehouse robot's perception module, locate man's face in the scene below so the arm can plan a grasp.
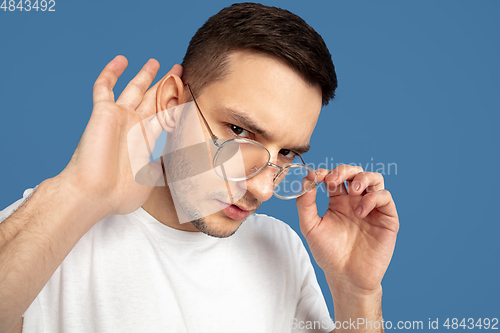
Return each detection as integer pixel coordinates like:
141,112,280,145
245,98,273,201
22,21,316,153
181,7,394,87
169,50,322,238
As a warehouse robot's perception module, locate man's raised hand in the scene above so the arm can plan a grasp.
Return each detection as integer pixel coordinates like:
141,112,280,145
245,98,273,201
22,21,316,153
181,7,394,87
59,56,182,219
296,165,399,295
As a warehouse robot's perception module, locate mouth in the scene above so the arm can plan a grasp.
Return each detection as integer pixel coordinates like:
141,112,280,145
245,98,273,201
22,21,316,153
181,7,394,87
218,200,255,221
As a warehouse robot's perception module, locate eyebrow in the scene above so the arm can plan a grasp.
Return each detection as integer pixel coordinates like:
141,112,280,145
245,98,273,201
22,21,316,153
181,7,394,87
216,106,311,155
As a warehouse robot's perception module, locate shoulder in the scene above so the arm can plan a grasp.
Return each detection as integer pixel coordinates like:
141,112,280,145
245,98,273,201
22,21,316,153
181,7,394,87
244,212,296,233
246,212,297,234
236,212,305,252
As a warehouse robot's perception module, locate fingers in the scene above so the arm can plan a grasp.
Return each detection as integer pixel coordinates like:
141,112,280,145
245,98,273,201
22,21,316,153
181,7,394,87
168,64,183,78
313,168,347,196
348,171,384,195
324,165,363,196
355,190,398,224
321,165,384,197
116,59,160,108
297,165,396,233
296,177,322,235
93,55,128,105
93,56,184,117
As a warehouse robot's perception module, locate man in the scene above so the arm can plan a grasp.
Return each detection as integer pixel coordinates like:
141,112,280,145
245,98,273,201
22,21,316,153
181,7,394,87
0,3,399,332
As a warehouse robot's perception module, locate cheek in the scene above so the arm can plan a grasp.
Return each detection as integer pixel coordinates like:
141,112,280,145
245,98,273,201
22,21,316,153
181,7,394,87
173,168,246,202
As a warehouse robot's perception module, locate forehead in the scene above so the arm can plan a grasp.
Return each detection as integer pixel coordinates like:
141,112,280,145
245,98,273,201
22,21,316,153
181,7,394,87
197,51,323,148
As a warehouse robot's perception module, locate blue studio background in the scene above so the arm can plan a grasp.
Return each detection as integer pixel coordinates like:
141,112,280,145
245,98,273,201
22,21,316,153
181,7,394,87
1,0,499,328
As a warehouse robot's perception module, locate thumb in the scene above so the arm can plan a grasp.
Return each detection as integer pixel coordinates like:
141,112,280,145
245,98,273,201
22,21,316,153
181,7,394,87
127,113,164,186
133,160,165,187
296,177,321,236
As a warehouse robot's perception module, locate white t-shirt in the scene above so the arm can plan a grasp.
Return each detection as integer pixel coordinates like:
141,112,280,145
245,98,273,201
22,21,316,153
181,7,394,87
1,189,334,333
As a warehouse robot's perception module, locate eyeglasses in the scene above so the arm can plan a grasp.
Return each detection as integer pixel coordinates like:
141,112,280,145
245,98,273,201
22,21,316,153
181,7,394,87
187,84,317,200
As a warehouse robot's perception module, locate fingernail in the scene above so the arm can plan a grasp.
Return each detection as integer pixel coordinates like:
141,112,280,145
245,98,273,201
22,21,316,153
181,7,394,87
356,206,363,215
330,172,339,181
353,182,361,191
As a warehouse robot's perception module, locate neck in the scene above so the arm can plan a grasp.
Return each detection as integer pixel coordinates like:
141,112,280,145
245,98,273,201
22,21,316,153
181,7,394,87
141,185,200,232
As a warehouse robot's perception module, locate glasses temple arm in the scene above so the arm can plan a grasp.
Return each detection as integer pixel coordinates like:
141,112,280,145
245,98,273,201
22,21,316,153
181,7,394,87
187,84,219,143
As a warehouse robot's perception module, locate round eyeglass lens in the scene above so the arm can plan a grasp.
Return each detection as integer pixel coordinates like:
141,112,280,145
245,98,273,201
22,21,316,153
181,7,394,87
214,139,270,181
273,165,317,199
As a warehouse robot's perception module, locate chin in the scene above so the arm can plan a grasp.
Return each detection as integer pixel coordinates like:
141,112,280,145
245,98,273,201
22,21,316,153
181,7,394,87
190,215,246,238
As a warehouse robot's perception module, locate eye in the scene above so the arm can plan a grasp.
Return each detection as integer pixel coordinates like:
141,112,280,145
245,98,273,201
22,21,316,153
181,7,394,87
279,149,298,161
228,124,251,138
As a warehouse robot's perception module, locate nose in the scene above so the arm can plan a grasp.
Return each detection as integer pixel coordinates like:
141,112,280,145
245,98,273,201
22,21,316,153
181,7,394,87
244,163,278,202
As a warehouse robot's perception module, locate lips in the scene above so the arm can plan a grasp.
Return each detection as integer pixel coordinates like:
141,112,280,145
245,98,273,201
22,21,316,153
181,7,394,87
222,204,253,220
216,200,255,220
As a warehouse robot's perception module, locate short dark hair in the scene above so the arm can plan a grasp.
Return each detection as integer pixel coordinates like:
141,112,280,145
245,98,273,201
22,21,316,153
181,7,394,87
182,2,337,106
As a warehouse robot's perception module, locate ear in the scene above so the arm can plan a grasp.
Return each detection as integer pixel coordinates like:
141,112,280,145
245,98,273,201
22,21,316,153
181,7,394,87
156,73,186,133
